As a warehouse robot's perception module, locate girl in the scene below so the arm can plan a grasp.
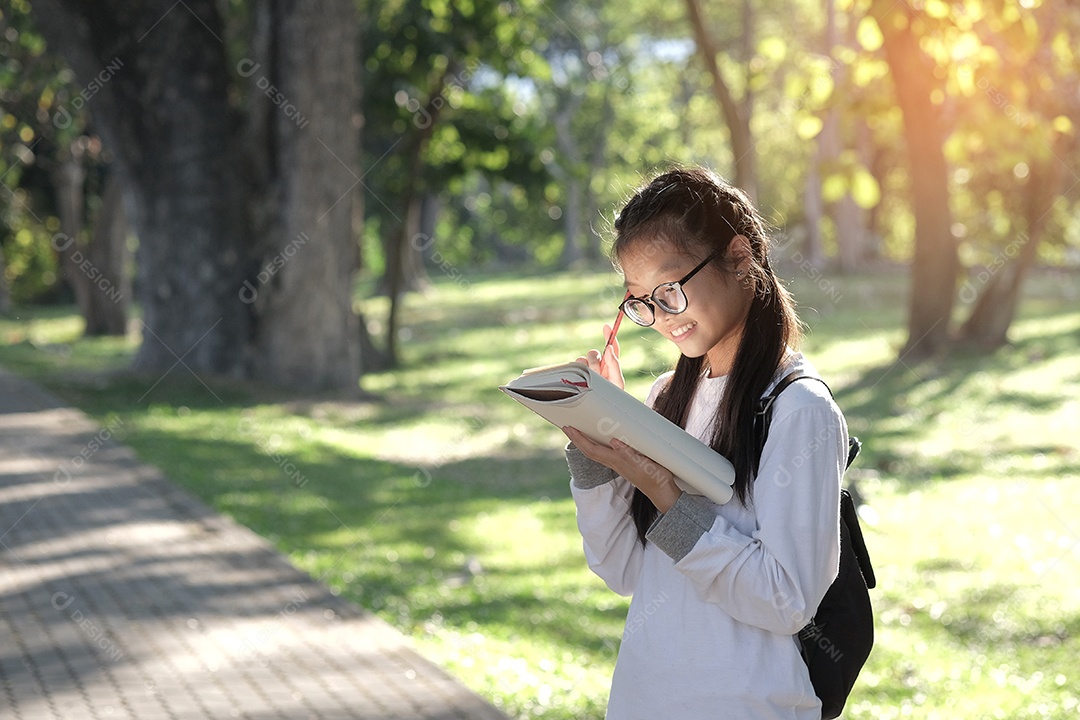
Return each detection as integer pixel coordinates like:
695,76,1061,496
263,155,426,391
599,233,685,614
561,167,847,719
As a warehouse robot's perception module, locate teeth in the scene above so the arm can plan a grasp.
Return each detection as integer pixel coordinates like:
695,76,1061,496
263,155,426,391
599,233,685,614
672,322,695,338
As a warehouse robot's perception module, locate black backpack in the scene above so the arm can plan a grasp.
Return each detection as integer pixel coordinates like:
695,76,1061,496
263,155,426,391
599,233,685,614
754,372,876,720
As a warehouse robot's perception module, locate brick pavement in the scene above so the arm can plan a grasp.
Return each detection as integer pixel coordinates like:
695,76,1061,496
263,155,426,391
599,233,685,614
0,367,510,720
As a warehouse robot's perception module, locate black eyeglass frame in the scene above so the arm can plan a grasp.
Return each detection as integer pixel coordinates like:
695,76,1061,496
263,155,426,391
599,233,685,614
618,248,724,327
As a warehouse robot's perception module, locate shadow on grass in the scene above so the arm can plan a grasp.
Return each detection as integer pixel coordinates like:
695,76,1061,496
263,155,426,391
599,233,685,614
99,421,610,654
848,444,1080,485
421,571,627,655
834,311,1080,489
892,580,1080,649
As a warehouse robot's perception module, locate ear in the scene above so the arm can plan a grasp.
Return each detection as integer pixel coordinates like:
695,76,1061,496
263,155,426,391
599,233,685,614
727,234,753,273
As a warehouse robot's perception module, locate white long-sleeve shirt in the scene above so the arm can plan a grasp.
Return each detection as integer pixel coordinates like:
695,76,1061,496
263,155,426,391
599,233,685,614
568,353,846,719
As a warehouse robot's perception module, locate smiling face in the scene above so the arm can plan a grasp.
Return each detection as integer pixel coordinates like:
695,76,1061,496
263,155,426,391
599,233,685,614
619,236,755,376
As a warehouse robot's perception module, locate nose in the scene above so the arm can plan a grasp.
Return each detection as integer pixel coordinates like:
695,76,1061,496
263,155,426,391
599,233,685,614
651,303,677,327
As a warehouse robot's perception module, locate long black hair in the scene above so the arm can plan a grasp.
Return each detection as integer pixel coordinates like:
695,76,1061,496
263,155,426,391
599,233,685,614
611,167,802,544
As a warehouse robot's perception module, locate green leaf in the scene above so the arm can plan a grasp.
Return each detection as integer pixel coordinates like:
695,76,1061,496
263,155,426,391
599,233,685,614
852,58,888,87
797,115,824,139
822,173,847,204
857,17,884,52
925,0,951,18
758,36,787,63
851,168,881,209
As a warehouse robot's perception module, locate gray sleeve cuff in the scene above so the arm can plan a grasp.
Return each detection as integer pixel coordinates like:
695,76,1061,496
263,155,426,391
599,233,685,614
646,492,716,562
565,442,618,489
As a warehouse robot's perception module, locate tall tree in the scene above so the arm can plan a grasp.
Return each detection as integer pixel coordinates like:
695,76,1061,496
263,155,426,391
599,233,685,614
358,0,550,364
956,138,1070,347
382,67,449,367
863,0,1078,354
538,0,625,268
0,5,129,330
818,0,868,273
954,1,1079,347
50,140,129,335
85,170,131,335
870,0,958,360
684,0,758,202
30,0,362,389
0,249,8,312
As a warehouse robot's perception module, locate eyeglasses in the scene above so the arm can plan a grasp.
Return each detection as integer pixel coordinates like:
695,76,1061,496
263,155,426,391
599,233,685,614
619,249,722,327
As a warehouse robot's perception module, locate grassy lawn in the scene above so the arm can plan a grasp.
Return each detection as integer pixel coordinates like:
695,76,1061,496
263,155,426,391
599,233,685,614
1,266,1078,719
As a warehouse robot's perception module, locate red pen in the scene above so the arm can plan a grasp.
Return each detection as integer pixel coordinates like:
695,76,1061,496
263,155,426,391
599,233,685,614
599,290,630,375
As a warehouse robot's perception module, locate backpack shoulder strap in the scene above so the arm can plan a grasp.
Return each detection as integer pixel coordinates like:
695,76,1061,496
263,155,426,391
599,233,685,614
754,372,839,471
755,372,860,472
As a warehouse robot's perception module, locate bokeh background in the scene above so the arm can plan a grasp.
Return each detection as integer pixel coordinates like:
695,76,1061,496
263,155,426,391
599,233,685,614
1,0,1078,718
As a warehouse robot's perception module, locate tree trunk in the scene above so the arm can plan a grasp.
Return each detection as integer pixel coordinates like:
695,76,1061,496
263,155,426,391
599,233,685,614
50,146,129,335
955,236,1035,349
832,196,862,272
350,4,386,375
384,203,418,365
820,0,863,273
50,149,93,314
684,0,758,202
0,248,10,313
860,120,886,262
582,89,614,262
554,90,584,269
419,192,438,237
559,177,583,268
383,68,450,366
802,162,825,267
377,207,430,295
956,142,1067,347
249,0,361,389
804,0,833,270
383,191,434,296
404,197,433,292
871,1,958,359
83,170,130,336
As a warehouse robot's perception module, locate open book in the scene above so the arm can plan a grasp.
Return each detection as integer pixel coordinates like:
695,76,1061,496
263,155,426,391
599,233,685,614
500,361,735,505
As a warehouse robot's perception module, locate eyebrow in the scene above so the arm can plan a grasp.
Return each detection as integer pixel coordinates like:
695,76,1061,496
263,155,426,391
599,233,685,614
623,263,687,290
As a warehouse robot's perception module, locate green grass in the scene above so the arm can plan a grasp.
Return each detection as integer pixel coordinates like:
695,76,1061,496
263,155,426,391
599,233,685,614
2,267,1079,719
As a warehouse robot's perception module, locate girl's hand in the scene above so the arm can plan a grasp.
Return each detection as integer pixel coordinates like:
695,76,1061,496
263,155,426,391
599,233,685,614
562,426,682,513
576,323,623,390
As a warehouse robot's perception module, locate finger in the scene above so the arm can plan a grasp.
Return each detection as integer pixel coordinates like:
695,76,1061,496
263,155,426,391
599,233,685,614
601,324,621,359
603,344,620,367
577,353,602,373
563,426,596,450
562,426,591,454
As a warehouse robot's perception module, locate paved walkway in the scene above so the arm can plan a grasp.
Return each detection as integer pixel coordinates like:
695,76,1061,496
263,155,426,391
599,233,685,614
0,367,509,720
